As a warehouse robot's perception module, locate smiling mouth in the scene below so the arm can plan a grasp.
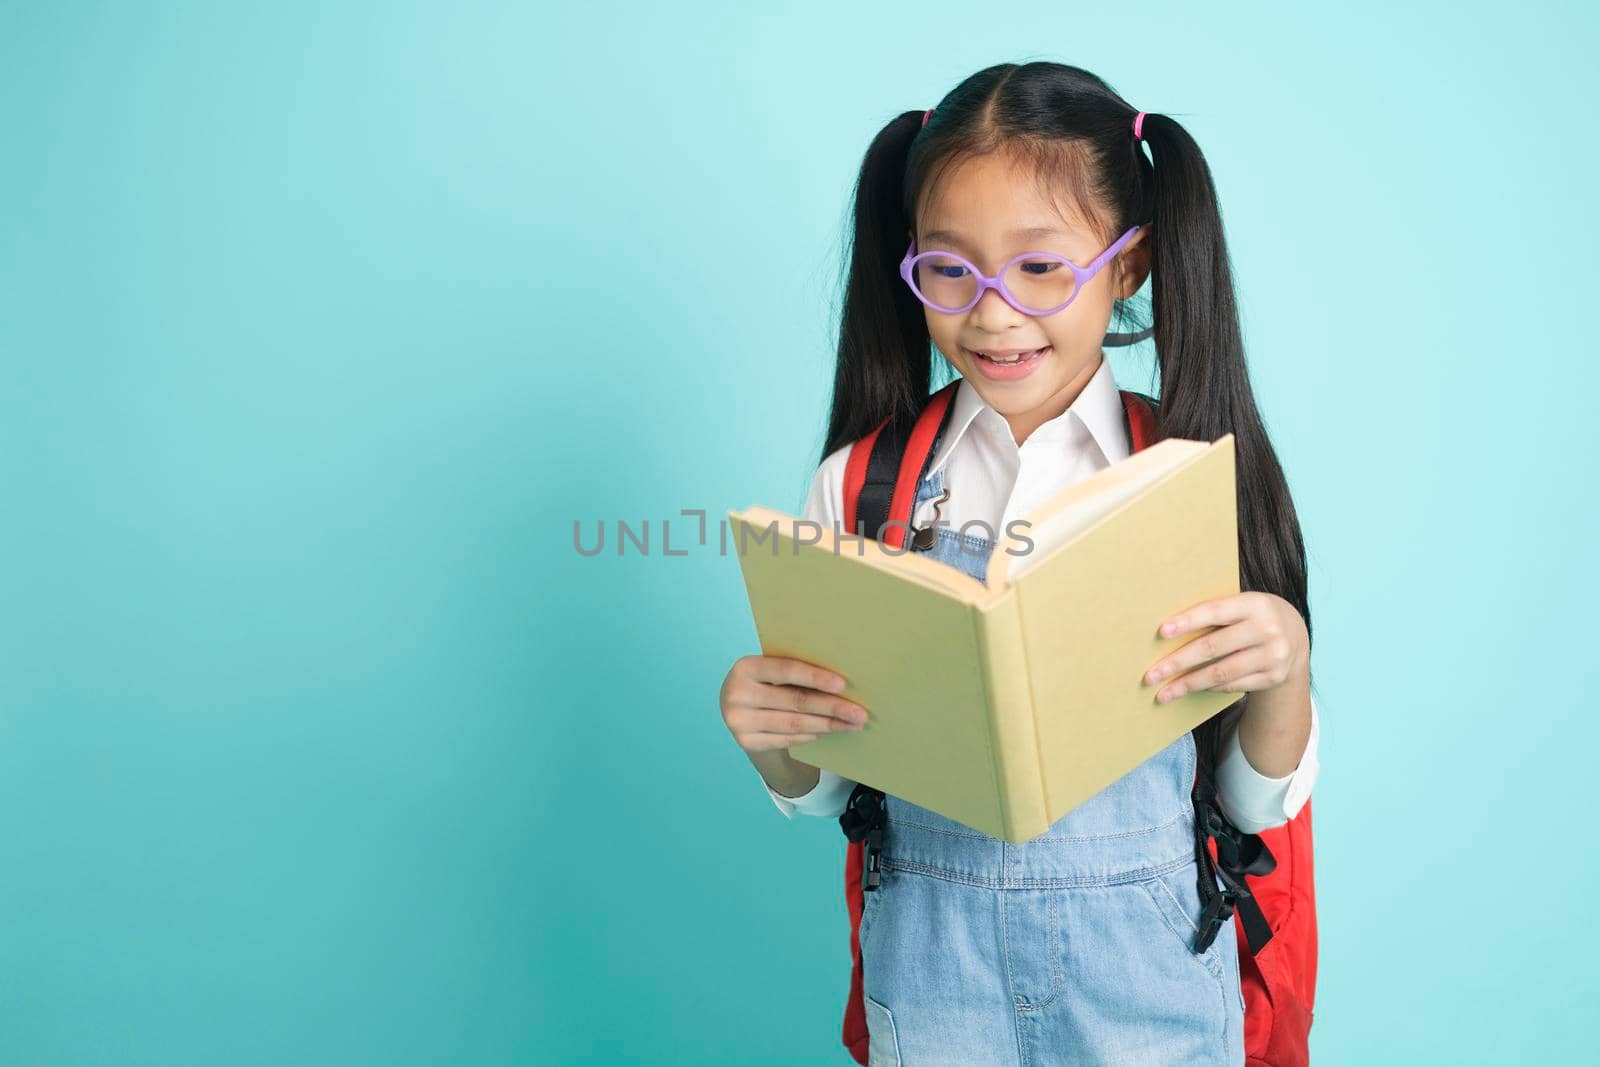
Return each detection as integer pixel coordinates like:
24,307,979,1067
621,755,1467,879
969,347,1049,365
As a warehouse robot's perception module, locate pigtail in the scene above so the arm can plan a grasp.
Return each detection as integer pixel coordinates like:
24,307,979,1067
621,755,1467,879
820,110,935,464
1139,113,1312,649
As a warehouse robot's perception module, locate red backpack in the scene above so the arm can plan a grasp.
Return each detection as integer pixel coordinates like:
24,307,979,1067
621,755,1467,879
833,380,1317,1067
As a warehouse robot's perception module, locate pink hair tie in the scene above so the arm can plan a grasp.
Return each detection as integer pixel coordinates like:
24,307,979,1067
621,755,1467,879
1133,111,1148,141
922,107,933,127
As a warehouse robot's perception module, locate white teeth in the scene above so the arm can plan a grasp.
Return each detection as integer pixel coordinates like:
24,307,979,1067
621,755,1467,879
978,348,1039,364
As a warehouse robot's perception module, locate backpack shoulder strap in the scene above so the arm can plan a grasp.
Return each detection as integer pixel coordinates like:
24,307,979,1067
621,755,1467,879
843,380,960,548
1119,389,1159,452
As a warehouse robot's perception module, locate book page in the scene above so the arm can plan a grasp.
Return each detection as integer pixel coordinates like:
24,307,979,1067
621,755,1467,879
985,438,1210,589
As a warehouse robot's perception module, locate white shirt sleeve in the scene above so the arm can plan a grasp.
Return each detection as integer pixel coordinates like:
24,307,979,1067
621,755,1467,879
757,443,863,819
1213,692,1321,834
765,765,859,819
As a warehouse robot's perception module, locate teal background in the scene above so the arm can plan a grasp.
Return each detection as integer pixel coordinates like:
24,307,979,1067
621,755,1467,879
1,2,1593,1063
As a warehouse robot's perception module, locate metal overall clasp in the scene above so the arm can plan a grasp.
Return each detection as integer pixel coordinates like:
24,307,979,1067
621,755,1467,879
909,486,950,552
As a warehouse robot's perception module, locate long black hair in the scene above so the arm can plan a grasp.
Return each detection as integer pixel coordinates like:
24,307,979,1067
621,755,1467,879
823,62,1311,660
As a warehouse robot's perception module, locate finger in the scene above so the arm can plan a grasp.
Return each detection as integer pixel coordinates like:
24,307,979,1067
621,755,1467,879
1145,620,1263,687
724,666,867,726
741,731,823,752
1214,671,1277,693
753,656,850,694
733,702,865,737
1156,646,1272,703
1158,593,1259,639
763,681,869,725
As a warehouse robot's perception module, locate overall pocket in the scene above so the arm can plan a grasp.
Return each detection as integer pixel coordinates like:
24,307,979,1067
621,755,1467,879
863,994,901,1067
1140,864,1228,983
1138,863,1241,1061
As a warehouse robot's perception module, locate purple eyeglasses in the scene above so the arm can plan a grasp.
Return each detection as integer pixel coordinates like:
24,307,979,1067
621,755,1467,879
899,225,1143,316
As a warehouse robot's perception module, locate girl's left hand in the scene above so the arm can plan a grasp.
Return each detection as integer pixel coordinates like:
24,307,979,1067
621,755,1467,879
1143,592,1308,704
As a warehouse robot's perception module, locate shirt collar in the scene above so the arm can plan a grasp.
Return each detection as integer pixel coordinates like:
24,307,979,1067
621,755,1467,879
926,354,1130,475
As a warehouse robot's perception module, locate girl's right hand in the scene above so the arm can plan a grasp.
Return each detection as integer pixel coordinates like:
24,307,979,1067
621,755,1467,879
720,655,871,754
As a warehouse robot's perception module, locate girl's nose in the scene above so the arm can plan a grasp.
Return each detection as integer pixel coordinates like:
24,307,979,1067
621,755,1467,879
967,284,1026,329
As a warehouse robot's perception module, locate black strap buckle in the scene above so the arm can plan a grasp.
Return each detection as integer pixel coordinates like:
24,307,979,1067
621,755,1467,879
1194,887,1236,954
1191,773,1278,956
862,824,883,890
839,784,887,892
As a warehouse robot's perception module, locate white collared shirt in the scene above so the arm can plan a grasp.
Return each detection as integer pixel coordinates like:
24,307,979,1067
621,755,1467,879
759,354,1320,834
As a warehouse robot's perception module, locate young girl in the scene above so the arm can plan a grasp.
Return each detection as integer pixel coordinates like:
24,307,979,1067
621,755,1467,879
721,61,1318,1066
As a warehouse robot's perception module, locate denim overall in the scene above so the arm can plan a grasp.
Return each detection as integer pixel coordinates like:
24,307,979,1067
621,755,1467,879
858,465,1245,1067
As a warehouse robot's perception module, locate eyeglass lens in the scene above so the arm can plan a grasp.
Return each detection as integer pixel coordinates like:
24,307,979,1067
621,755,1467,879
912,254,1077,313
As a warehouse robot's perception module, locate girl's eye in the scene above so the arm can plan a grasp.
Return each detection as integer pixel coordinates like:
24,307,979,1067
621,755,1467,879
1019,260,1059,276
933,265,969,279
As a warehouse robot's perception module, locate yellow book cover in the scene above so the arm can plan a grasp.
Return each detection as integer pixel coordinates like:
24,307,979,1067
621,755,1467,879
727,433,1240,844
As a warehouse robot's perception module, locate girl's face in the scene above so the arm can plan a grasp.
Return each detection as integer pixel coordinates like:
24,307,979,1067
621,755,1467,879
912,150,1150,444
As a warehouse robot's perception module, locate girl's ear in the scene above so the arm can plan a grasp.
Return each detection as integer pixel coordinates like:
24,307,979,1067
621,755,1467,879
1113,228,1152,299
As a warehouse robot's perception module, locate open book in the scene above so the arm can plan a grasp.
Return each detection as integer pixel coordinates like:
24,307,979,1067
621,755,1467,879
727,433,1241,844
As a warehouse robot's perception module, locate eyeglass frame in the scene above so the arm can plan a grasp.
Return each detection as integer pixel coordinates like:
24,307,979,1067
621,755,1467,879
898,224,1144,317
